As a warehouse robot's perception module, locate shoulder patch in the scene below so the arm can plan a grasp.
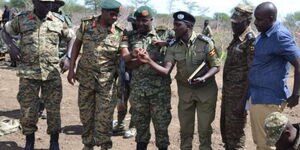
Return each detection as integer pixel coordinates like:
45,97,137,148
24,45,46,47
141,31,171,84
246,32,256,42
197,34,212,43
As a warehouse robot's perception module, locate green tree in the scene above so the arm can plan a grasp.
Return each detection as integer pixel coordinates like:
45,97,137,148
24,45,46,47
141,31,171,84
285,11,300,25
10,0,26,8
63,0,86,13
213,12,230,22
85,0,101,13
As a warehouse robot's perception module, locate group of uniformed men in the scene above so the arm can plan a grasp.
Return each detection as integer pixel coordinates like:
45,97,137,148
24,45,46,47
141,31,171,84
1,0,299,150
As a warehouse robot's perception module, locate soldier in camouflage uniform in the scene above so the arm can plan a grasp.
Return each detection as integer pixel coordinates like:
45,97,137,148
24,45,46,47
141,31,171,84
2,0,74,149
202,20,213,38
67,0,123,150
264,112,300,150
220,4,256,150
38,0,74,120
138,11,220,150
119,6,172,150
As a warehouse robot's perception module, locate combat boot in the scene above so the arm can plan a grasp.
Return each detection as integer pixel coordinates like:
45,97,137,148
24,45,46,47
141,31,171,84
24,133,35,150
136,142,148,150
49,134,60,150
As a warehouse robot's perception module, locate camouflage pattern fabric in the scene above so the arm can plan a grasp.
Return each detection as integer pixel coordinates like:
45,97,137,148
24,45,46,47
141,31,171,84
221,27,255,150
120,28,172,148
4,11,71,136
75,15,123,149
17,74,62,135
5,11,72,80
202,25,213,38
164,32,220,150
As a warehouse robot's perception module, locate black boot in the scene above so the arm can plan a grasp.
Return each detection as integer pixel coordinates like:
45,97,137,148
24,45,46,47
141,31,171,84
136,142,148,150
49,134,60,150
24,133,34,150
159,148,168,150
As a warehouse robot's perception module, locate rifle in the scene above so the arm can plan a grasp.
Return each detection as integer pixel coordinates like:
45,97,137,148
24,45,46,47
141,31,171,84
117,56,129,111
1,28,21,61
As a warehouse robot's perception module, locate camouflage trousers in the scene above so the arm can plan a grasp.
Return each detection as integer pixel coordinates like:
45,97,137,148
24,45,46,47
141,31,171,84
17,77,62,135
78,80,117,149
131,87,172,149
220,80,247,150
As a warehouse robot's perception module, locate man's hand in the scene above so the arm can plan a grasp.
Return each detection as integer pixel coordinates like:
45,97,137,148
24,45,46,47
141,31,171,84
8,44,21,61
138,50,151,63
152,40,168,47
60,58,70,73
67,69,77,85
287,95,300,108
191,77,206,84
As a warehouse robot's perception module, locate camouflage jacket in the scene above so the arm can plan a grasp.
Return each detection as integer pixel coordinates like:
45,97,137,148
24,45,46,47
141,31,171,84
75,15,123,87
120,28,171,96
5,11,73,80
223,27,255,83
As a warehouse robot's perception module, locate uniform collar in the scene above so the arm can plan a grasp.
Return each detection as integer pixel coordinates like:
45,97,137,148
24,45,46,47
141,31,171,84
28,11,54,21
178,31,197,46
264,21,280,37
238,26,253,41
95,15,117,33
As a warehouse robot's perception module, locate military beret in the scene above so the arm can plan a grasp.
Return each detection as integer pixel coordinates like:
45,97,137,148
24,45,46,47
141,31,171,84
100,0,121,10
231,4,253,23
264,112,289,146
134,6,155,18
127,9,136,23
55,0,65,6
173,11,196,25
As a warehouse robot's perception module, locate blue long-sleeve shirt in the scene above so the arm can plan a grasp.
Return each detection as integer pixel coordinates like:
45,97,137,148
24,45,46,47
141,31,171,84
250,21,300,105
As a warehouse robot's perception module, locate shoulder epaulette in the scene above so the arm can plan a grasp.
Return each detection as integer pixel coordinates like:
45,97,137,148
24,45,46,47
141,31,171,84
52,12,65,22
246,32,256,42
197,34,212,43
155,25,168,31
16,11,31,17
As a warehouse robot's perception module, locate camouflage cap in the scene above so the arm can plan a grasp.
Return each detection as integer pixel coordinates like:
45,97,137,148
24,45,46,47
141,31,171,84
54,0,65,6
264,112,289,146
127,9,136,23
100,0,121,10
231,4,253,23
134,6,155,18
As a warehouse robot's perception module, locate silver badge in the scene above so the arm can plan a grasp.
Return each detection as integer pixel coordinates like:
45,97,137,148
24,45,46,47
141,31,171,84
177,14,184,20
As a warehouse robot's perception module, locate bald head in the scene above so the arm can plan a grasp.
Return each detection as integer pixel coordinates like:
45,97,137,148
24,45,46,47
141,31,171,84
255,2,277,21
254,2,277,32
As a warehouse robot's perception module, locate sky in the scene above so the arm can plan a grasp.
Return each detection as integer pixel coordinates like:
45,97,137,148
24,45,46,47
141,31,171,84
77,0,300,19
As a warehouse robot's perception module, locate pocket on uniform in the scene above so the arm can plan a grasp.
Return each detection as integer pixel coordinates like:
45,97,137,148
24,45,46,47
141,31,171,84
47,26,61,45
191,50,205,65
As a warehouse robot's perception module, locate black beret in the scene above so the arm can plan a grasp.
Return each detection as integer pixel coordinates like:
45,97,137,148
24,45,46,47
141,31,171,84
173,11,196,25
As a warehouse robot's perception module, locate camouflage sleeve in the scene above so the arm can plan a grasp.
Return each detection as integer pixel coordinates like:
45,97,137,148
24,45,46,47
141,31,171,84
4,16,20,35
61,23,74,41
207,41,220,67
76,21,85,41
164,46,175,64
119,31,129,48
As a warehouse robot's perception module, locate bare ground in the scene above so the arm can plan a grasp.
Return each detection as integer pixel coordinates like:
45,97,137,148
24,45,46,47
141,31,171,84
0,61,299,150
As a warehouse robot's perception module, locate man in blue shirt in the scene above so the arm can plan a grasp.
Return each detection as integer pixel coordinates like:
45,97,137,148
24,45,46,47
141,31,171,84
249,2,300,150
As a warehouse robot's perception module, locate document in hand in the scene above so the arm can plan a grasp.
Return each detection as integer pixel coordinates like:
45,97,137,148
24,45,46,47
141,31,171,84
187,61,209,84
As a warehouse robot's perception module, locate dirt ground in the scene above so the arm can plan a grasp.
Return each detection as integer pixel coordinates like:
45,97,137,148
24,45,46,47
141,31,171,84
0,60,299,150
